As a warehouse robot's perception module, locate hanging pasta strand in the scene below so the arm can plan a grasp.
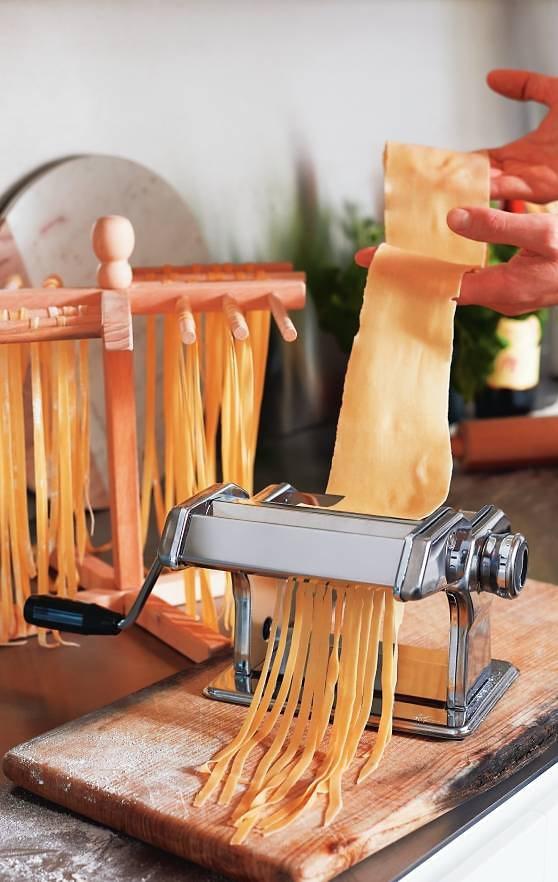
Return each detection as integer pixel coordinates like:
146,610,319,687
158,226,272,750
229,581,335,842
51,342,76,596
31,339,80,648
0,268,95,646
0,343,21,643
218,322,257,633
9,335,34,579
140,316,163,542
7,337,34,638
141,295,270,635
202,311,225,486
162,314,178,516
220,328,241,486
41,276,91,599
0,309,37,641
74,339,91,562
196,583,400,843
30,342,51,646
185,333,220,633
195,579,293,805
246,310,271,455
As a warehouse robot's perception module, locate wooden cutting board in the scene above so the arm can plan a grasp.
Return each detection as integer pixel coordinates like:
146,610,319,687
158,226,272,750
4,580,558,882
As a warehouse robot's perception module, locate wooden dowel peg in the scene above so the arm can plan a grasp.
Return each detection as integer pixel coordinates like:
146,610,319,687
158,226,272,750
45,305,93,319
0,320,102,344
43,274,64,289
268,293,297,342
0,314,100,333
222,294,249,341
176,296,196,345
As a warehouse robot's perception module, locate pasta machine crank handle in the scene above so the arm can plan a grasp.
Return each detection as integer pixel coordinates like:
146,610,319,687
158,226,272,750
23,483,244,636
23,558,164,636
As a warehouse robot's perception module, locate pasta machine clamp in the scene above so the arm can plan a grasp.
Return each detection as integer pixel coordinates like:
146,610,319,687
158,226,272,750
24,482,529,739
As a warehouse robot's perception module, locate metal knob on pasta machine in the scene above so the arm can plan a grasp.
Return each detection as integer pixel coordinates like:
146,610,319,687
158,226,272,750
24,482,529,739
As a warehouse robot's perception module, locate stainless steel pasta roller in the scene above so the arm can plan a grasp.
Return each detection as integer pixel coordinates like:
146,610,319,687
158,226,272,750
24,481,529,739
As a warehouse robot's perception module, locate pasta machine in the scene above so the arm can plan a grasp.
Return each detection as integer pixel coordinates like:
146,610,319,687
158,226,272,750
24,482,529,739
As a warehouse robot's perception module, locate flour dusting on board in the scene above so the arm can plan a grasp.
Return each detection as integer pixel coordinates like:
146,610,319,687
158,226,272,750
0,785,227,882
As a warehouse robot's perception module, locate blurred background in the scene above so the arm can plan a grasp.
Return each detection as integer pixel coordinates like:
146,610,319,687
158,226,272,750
0,0,542,254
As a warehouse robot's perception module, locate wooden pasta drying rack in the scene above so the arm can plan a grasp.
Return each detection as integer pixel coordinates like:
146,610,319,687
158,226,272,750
3,215,305,660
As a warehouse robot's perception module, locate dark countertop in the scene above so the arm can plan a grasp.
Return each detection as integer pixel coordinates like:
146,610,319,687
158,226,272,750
2,444,558,882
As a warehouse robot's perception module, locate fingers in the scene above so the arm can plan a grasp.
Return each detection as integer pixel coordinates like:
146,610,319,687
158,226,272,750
489,173,535,201
486,69,558,106
459,265,515,311
447,206,558,258
354,246,377,268
459,256,558,315
459,265,522,312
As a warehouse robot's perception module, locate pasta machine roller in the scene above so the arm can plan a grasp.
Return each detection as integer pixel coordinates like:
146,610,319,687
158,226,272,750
24,481,529,739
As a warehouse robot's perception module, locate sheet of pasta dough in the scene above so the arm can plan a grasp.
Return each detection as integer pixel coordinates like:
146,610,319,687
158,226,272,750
384,142,489,265
328,144,489,518
327,244,471,518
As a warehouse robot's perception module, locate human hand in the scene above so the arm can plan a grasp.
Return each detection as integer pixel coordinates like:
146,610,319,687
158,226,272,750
355,206,558,316
486,69,558,203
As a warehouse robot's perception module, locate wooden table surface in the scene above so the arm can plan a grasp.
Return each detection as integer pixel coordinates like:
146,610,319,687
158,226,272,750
0,628,225,882
4,580,558,882
1,463,557,882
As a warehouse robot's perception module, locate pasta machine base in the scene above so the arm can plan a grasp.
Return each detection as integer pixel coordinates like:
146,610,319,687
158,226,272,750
4,581,558,882
204,657,518,739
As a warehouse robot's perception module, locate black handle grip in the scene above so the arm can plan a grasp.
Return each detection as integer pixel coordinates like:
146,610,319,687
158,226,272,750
24,595,123,635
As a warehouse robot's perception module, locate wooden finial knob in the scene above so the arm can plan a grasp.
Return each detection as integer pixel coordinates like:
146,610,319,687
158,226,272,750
43,274,63,289
92,216,135,289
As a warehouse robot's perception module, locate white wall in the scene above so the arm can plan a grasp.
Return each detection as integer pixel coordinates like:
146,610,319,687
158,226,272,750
0,0,531,260
511,0,558,129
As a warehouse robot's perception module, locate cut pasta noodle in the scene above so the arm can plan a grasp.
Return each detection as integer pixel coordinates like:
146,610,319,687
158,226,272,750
140,306,271,633
0,280,93,646
194,143,489,838
0,339,34,643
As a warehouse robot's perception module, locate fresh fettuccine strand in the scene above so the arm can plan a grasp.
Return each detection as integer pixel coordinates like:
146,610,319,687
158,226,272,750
75,339,92,559
195,579,289,803
140,316,164,542
220,330,256,631
137,296,270,634
202,312,225,486
0,344,19,643
30,341,76,649
246,310,270,459
53,342,79,597
30,343,50,644
0,274,94,644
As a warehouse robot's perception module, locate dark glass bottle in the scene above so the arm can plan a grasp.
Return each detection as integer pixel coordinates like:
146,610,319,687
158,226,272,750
475,386,537,418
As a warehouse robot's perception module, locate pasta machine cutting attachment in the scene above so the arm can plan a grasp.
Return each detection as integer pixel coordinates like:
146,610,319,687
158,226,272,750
24,482,529,739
